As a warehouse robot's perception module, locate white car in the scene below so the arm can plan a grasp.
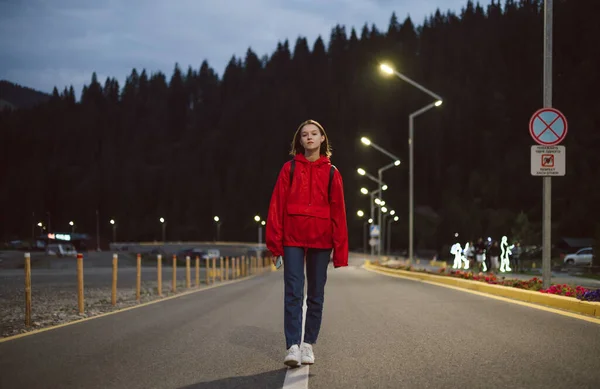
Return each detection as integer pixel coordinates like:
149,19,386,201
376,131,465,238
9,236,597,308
563,247,594,266
45,243,77,257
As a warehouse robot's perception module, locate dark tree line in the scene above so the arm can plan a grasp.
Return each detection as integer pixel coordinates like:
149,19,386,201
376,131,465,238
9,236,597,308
1,0,599,252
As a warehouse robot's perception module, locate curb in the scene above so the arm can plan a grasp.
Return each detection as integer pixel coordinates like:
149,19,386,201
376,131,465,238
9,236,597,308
364,261,600,318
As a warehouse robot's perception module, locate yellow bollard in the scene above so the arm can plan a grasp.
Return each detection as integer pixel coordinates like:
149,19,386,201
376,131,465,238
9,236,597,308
205,258,210,285
220,257,224,282
136,253,141,302
77,253,84,314
24,252,31,327
212,257,216,284
225,257,229,281
112,253,118,306
195,256,200,287
186,255,191,289
157,254,162,297
172,254,177,292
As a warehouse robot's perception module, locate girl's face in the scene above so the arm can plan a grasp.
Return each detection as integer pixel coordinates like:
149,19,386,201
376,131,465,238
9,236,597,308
299,124,325,153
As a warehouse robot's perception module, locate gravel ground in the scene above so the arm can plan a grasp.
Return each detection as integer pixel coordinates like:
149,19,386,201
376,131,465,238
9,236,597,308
0,279,213,339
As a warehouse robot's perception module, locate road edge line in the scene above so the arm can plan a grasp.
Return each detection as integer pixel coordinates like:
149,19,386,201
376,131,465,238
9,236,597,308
363,263,600,325
0,272,270,343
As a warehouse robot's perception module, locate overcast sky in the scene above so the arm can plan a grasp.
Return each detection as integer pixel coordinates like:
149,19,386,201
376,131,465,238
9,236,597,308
0,0,480,95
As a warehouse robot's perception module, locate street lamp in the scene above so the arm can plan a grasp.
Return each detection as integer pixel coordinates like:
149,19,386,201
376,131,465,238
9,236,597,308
69,221,75,234
356,209,370,255
360,137,402,165
110,219,116,243
359,137,401,257
387,215,399,255
159,217,166,242
254,215,263,260
379,62,444,263
214,216,221,241
360,186,386,256
357,168,387,187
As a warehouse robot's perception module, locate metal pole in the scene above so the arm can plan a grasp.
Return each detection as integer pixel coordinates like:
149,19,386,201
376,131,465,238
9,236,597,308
370,191,375,257
542,0,553,289
387,218,392,255
258,225,262,261
112,225,116,243
370,142,401,162
392,71,443,102
377,170,383,257
408,115,414,263
96,209,100,251
363,222,367,255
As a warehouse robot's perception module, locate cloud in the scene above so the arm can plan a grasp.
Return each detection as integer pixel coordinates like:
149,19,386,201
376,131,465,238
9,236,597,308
0,0,477,95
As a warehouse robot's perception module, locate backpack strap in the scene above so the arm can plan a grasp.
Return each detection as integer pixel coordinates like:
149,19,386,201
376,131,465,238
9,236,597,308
328,165,336,203
289,159,295,189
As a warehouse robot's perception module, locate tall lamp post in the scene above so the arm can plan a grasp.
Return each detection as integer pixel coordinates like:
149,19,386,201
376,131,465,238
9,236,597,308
356,210,369,254
254,215,264,259
387,215,399,255
379,63,443,263
110,219,116,243
360,137,400,257
360,186,387,256
214,216,221,241
357,168,387,256
382,209,395,254
159,217,166,242
69,221,75,234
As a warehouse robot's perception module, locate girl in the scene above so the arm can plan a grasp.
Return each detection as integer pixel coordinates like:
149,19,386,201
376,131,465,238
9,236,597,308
266,119,348,368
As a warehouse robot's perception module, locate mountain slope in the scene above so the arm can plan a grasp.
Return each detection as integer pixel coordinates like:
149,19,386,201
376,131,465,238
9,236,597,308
0,80,51,110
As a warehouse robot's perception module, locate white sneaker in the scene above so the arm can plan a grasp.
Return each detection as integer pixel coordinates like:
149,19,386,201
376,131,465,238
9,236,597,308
300,342,314,365
284,344,301,367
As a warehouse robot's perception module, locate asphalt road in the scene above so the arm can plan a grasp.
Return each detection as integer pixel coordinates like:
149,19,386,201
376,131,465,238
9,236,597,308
1,254,599,389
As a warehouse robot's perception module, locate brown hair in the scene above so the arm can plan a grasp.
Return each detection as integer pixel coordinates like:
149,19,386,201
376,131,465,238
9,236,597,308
289,119,332,157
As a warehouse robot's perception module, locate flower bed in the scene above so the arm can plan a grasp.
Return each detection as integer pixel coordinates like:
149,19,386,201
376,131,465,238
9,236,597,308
382,263,600,302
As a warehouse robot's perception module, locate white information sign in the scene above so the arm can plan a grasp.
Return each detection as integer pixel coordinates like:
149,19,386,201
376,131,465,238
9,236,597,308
530,145,565,176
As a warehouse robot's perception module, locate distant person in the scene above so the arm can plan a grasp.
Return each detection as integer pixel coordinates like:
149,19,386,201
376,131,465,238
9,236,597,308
488,241,500,271
512,241,522,272
266,119,349,368
475,237,487,272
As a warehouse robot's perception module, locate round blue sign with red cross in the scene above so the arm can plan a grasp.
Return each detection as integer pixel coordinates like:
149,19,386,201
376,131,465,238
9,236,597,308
529,108,568,146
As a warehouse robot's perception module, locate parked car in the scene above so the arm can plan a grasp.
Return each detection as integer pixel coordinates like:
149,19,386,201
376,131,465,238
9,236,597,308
45,243,77,257
563,247,594,266
176,248,220,263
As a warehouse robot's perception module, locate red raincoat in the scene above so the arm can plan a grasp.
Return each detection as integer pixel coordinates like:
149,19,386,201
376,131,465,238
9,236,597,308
266,154,349,268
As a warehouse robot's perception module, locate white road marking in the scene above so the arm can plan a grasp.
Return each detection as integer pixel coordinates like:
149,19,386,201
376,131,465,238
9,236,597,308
282,365,310,389
282,275,309,389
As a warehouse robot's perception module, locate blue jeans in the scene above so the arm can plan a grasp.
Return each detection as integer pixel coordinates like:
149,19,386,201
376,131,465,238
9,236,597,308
283,246,331,349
